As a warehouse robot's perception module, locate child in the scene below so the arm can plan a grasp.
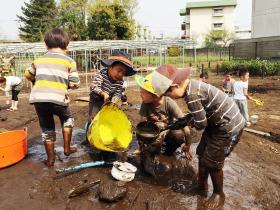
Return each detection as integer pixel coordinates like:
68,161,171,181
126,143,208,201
233,67,254,127
25,28,80,167
135,73,192,159
221,72,235,97
88,50,136,124
199,72,209,83
150,64,245,209
0,76,23,111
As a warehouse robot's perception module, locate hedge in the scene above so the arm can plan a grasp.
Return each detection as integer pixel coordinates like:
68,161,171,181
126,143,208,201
221,60,280,76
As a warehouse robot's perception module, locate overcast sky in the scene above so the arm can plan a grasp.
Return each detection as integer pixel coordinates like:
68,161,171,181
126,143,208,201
0,0,252,40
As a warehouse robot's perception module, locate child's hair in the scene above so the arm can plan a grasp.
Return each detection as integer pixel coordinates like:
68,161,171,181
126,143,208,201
0,77,6,83
44,28,70,50
224,72,232,76
111,61,123,68
237,66,249,77
200,72,209,79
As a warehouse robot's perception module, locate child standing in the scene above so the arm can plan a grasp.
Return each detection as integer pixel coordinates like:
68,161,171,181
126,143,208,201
25,28,80,167
150,64,245,209
233,67,253,127
199,72,209,83
222,73,235,97
88,50,136,124
0,76,23,111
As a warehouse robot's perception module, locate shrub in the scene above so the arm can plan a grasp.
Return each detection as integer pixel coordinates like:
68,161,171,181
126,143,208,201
221,60,280,76
168,47,180,57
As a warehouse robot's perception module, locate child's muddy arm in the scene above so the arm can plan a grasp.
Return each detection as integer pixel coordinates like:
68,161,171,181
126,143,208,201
91,71,103,95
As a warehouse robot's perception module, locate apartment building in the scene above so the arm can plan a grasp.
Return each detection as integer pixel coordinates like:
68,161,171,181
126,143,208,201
180,0,237,47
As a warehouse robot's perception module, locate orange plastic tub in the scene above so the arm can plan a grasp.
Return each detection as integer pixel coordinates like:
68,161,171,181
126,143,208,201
0,129,27,168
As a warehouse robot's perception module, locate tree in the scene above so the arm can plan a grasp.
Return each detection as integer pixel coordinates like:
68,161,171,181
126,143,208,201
204,30,235,48
58,0,88,40
17,0,57,42
89,0,138,19
120,0,138,20
87,2,133,40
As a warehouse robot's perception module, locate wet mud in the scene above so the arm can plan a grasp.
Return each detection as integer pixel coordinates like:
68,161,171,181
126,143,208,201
0,75,280,210
1,128,278,210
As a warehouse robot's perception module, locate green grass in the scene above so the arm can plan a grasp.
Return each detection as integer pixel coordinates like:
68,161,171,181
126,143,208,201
133,55,229,68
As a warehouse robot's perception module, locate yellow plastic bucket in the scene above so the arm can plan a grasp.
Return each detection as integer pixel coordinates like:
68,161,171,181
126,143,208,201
87,103,132,152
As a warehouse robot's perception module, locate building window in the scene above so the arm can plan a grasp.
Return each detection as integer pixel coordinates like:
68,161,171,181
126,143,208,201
213,7,224,16
213,23,223,29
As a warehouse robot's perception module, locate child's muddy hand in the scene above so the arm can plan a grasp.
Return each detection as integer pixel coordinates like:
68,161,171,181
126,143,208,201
102,92,110,102
182,145,192,160
184,151,192,160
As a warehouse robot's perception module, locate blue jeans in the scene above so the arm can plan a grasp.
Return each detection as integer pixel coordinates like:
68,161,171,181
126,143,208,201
235,99,249,122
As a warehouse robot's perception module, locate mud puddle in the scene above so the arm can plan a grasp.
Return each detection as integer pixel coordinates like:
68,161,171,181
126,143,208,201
25,129,280,210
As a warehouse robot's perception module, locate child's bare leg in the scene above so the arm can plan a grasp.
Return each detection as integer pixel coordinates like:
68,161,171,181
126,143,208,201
189,160,209,197
197,162,209,196
204,168,225,209
63,127,77,156
44,141,55,167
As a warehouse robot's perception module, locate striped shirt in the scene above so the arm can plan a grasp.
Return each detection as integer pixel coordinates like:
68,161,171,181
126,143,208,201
28,51,80,106
90,69,123,101
185,79,245,134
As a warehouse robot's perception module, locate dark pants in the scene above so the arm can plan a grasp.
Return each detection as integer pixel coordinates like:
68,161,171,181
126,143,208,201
88,95,104,122
34,102,73,141
11,82,23,101
163,129,185,155
139,129,185,155
11,90,20,101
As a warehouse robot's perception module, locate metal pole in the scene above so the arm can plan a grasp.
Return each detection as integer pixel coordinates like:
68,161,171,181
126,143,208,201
182,44,185,68
159,45,162,65
194,45,197,67
85,49,88,91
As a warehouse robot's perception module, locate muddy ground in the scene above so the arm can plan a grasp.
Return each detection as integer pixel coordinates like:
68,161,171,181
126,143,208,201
0,74,279,210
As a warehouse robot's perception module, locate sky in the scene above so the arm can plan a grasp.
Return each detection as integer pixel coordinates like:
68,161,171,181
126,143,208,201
0,0,252,40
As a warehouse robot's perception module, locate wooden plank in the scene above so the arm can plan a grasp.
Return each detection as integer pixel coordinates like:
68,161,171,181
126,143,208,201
244,128,271,137
75,97,90,102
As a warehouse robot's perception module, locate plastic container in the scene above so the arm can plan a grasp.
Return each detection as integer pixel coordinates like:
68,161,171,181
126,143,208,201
250,115,259,124
111,161,137,182
88,103,132,152
0,129,27,168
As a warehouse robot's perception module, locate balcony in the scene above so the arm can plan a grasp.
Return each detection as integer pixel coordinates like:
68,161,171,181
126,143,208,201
212,23,224,30
181,23,190,31
212,8,224,17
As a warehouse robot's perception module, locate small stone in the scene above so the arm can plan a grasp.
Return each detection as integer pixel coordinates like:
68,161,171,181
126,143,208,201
98,180,127,202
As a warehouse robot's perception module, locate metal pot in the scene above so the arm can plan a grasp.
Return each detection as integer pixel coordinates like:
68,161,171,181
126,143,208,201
135,121,160,144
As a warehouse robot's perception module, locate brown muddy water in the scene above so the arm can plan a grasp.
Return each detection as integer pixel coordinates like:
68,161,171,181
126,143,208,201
1,128,279,210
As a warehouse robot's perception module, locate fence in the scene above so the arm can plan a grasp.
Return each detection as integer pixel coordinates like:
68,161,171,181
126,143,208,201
230,36,280,60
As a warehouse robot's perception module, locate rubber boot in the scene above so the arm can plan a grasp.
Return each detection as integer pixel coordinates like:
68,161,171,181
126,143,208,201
62,127,77,156
44,141,55,167
204,169,225,209
10,100,15,110
13,101,18,110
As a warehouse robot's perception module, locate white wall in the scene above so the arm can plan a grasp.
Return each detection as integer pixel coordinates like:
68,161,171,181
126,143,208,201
188,6,236,47
252,0,280,38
